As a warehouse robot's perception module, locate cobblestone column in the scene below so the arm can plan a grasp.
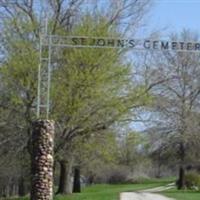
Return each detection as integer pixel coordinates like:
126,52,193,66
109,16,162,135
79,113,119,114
31,120,54,200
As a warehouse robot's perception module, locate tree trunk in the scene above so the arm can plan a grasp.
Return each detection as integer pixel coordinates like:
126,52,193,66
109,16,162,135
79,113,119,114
156,162,162,178
5,184,9,198
88,174,95,185
18,176,26,197
73,167,81,193
177,142,185,190
57,160,68,194
177,166,185,190
57,158,74,194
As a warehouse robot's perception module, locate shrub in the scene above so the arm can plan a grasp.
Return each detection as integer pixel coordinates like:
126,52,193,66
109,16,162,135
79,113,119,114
126,175,150,184
85,164,130,184
107,170,128,184
185,171,200,191
106,166,130,184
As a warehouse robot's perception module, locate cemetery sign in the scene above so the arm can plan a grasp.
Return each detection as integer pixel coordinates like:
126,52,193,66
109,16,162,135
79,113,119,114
46,35,200,52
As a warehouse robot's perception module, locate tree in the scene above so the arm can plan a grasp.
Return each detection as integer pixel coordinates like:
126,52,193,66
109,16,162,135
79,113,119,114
0,0,152,197
73,129,118,185
52,14,148,194
144,30,200,189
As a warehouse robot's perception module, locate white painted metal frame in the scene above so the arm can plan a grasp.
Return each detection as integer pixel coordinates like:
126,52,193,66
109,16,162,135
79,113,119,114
37,34,200,119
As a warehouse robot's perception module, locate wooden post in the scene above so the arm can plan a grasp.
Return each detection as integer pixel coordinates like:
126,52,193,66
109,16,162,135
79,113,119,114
31,120,54,200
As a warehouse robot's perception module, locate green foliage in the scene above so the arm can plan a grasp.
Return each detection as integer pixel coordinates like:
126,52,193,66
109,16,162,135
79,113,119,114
0,8,153,199
51,15,148,146
185,172,200,191
118,131,149,166
1,17,39,116
52,47,131,125
77,132,118,163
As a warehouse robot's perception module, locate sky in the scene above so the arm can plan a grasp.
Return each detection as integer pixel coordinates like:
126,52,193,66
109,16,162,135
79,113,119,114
140,0,200,37
133,0,200,131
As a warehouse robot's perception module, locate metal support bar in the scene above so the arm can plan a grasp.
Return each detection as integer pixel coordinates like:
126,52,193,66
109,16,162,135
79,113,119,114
37,34,52,119
37,35,42,118
36,34,200,118
46,35,52,119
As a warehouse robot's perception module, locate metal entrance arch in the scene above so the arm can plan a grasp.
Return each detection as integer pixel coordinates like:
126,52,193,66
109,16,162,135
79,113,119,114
37,34,200,118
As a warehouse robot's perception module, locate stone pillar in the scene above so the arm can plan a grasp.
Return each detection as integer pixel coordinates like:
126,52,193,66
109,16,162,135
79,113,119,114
31,120,54,200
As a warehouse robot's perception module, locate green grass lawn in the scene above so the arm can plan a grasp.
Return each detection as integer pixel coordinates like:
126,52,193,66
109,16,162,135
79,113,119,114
55,182,164,200
162,189,200,200
6,177,200,200
6,179,169,200
55,177,176,200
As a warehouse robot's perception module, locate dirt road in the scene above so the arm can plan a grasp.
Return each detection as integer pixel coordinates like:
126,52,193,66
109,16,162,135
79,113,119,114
120,192,174,200
120,183,175,200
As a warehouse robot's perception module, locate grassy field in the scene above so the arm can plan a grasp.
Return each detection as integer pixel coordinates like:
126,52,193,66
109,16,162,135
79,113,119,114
57,177,177,200
55,182,165,200
162,189,200,200
5,178,174,200
6,178,200,200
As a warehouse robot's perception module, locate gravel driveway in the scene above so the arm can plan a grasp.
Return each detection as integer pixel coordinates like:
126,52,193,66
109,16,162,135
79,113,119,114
120,183,175,200
120,192,174,200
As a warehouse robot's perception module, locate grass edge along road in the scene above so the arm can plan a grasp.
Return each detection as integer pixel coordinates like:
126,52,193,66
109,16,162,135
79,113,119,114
56,182,165,200
6,178,200,200
161,189,200,200
6,178,174,200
